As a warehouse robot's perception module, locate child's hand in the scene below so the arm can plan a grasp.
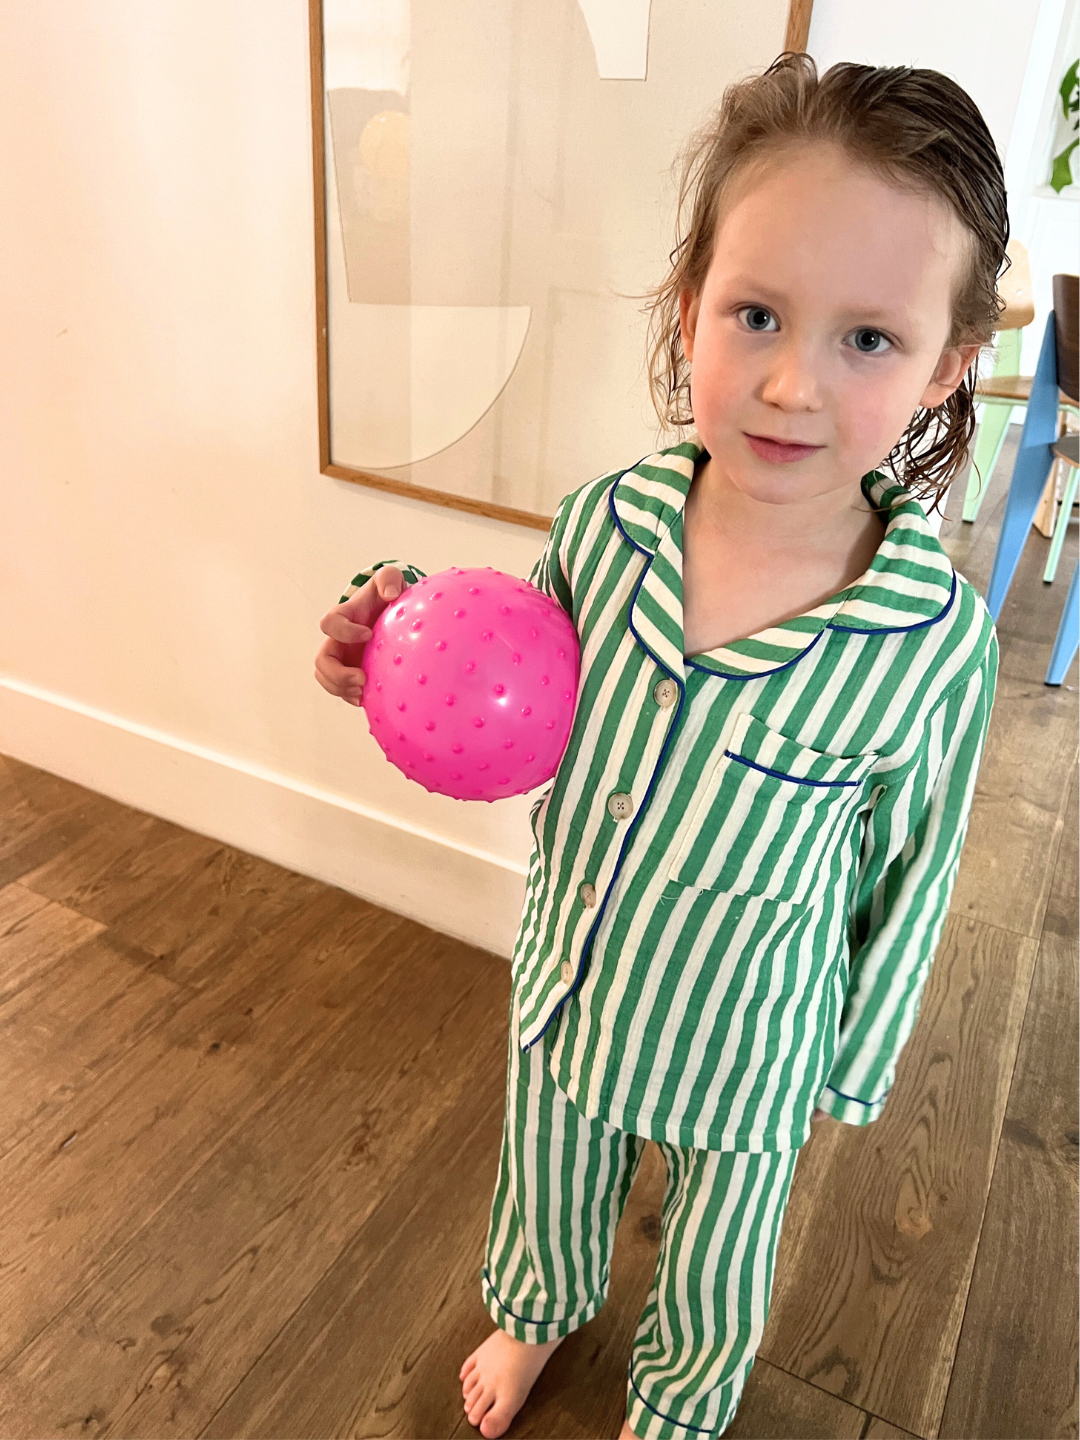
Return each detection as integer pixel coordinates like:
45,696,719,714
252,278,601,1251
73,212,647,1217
314,566,405,707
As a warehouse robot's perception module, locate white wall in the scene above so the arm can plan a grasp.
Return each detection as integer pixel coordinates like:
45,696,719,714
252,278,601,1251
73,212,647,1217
999,0,1078,376
809,0,1043,154
0,1,1057,958
0,1,548,956
812,0,1079,514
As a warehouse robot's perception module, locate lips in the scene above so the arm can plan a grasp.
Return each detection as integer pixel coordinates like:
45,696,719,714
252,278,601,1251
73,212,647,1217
744,433,824,464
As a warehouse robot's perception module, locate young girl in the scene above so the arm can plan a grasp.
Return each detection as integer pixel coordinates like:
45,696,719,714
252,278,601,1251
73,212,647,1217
315,53,1004,1440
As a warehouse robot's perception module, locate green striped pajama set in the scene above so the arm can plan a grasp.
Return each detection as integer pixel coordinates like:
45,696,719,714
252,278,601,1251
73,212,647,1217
341,430,998,1438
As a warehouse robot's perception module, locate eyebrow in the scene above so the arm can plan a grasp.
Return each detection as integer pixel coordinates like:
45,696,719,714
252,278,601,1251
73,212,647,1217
720,276,910,327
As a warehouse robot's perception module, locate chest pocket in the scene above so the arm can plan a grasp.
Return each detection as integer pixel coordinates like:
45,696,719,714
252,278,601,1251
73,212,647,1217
668,711,878,906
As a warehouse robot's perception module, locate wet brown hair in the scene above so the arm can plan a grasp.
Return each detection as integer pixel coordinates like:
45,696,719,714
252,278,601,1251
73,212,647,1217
638,52,1010,517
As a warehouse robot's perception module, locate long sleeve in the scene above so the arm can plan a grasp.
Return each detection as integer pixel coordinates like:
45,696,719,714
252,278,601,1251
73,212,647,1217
520,493,575,827
526,493,575,615
337,559,429,605
819,634,999,1125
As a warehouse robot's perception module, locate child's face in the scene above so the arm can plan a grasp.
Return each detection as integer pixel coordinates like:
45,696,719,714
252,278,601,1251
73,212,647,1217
679,141,981,510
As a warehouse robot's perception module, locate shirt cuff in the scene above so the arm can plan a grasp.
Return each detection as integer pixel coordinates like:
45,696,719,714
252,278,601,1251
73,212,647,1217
817,1082,891,1126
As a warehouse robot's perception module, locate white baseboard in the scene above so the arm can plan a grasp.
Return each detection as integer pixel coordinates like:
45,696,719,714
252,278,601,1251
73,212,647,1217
0,675,525,959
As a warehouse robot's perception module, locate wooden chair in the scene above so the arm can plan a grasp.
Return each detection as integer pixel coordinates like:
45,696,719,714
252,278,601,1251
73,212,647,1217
981,275,1079,685
1041,279,1080,584
1046,433,1079,687
962,242,1080,531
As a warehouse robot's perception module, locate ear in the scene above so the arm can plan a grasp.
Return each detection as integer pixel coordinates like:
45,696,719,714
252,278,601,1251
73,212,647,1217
920,342,981,409
679,287,702,364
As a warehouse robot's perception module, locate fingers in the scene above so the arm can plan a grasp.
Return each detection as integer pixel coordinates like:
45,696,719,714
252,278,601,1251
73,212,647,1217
315,568,407,705
374,565,404,600
320,567,405,643
314,636,366,705
320,609,373,645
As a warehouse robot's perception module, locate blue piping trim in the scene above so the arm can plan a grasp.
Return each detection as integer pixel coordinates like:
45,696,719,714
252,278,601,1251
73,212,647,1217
685,624,829,682
607,457,660,561
829,566,958,635
824,1082,891,1105
627,1359,717,1433
686,562,957,680
521,469,684,1052
482,1267,567,1328
724,751,863,788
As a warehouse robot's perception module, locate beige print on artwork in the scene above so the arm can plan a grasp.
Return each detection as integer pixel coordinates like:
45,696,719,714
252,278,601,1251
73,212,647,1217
319,0,789,513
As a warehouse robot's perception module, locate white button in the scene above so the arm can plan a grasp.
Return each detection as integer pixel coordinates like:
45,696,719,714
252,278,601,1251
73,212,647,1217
579,881,597,907
607,792,634,820
653,677,678,708
560,960,574,985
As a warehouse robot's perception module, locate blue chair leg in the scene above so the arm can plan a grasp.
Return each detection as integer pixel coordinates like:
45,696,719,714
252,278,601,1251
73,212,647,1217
984,311,1062,623
1046,560,1079,685
984,442,1056,620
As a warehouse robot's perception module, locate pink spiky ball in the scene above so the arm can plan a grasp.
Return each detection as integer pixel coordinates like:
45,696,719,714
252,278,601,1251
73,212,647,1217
361,566,580,801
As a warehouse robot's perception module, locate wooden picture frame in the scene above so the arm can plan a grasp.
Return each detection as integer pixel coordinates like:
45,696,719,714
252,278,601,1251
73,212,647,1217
310,0,814,532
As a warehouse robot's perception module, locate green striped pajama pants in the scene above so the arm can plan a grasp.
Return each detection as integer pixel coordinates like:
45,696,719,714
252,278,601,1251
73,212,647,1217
480,999,800,1439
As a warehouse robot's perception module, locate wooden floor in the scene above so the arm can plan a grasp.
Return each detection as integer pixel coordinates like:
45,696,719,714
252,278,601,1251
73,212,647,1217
1,437,1077,1440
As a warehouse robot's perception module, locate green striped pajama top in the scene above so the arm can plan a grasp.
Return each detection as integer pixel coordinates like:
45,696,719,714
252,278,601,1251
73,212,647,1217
341,430,998,1152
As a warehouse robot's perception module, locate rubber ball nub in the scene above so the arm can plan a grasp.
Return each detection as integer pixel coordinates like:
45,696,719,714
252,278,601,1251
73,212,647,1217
361,566,580,801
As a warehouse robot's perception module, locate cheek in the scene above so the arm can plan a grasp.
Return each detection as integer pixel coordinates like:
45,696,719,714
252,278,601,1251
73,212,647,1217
835,380,912,461
688,335,746,420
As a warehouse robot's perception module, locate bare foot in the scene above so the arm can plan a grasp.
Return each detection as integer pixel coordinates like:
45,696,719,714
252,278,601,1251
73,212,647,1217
617,1421,643,1439
459,1327,564,1437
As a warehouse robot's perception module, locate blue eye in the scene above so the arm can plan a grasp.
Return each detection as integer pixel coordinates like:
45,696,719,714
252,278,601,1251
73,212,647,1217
738,306,777,332
848,327,893,355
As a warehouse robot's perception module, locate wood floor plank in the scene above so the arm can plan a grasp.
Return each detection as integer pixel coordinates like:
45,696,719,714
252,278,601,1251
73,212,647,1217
0,755,124,816
0,881,107,1007
947,667,1077,938
940,435,1079,936
24,819,342,993
198,1045,665,1440
864,1417,921,1439
760,911,1040,1437
0,759,157,892
0,936,510,1440
17,805,221,922
200,1045,509,1439
725,1360,869,1439
0,878,368,1169
938,768,1079,1440
0,925,182,1152
0,889,410,1369
109,847,333,992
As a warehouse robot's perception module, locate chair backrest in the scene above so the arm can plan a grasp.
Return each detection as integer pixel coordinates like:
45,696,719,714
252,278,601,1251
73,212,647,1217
1053,273,1078,402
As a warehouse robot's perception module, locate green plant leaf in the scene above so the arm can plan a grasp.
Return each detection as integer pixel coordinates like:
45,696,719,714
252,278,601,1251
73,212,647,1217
1051,137,1078,193
1059,57,1078,119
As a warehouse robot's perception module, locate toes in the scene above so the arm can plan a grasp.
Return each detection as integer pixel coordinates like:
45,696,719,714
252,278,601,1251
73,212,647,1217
460,1353,478,1382
463,1371,482,1401
479,1402,512,1440
466,1385,493,1428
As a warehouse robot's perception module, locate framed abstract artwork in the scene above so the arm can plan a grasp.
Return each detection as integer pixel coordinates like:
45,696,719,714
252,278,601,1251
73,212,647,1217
310,0,814,530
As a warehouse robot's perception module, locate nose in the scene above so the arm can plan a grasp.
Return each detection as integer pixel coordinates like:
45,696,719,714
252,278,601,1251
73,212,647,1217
759,339,822,412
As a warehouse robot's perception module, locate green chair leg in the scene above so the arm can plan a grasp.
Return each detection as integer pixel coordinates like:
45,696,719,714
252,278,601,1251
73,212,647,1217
963,403,1014,522
963,328,1022,524
1044,462,1079,583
